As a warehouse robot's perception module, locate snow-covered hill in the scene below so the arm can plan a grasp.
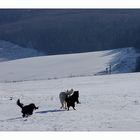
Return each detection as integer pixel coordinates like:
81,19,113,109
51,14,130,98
0,47,140,131
0,40,44,62
0,47,138,83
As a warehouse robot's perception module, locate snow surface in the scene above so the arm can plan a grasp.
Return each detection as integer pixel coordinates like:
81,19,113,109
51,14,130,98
0,40,44,62
0,47,138,83
0,47,140,131
1,73,140,131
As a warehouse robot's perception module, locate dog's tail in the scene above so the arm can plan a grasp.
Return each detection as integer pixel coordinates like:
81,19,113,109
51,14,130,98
17,99,24,108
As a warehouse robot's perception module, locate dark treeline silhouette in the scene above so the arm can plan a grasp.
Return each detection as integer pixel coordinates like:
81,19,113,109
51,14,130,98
0,9,140,55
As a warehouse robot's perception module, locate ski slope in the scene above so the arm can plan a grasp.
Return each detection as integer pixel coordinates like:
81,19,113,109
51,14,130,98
0,47,140,131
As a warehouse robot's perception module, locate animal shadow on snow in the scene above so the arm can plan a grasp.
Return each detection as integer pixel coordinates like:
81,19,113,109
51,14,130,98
0,117,22,122
36,109,65,114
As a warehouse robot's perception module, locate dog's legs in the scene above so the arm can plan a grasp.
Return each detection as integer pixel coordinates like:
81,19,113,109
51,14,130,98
73,107,76,110
35,106,39,109
77,100,80,104
73,103,76,110
60,102,64,109
64,101,67,109
22,114,25,118
60,102,63,109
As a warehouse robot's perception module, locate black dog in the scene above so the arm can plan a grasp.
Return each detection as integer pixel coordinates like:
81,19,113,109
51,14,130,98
73,91,80,104
17,99,38,117
65,97,76,111
65,91,80,111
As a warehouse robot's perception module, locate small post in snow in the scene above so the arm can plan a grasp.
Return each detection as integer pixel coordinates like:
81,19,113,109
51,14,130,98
109,65,112,74
106,67,108,74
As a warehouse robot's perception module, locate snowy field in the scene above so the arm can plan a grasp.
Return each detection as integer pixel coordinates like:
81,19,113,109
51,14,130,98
1,73,140,131
0,47,140,131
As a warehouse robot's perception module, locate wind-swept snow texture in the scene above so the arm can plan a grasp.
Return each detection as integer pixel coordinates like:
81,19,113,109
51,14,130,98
0,40,44,62
0,47,138,83
0,47,139,131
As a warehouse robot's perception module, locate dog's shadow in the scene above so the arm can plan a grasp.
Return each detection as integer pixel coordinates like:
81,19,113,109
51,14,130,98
36,109,65,114
0,117,22,122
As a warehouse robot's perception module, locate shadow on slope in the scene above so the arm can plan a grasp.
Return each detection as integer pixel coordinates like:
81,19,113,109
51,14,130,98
36,109,65,114
0,40,45,62
95,47,138,75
